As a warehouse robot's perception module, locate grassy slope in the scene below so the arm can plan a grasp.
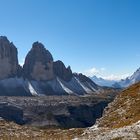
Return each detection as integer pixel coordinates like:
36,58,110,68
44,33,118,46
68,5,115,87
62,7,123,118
0,119,84,140
98,82,140,128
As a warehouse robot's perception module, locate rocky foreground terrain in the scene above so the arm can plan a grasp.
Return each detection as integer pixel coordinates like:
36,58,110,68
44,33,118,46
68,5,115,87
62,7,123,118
0,82,139,140
0,118,84,140
0,88,119,140
0,94,115,128
75,82,140,140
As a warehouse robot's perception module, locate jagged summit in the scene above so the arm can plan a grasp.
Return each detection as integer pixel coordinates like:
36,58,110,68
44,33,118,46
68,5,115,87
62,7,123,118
0,36,9,42
53,60,73,82
32,41,44,48
31,41,53,61
0,36,19,80
23,41,54,80
0,36,101,96
32,41,52,59
0,36,17,57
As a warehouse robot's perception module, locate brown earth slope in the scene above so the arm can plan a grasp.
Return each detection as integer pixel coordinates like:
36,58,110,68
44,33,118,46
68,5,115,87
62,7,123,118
99,82,140,128
76,82,140,140
0,118,85,140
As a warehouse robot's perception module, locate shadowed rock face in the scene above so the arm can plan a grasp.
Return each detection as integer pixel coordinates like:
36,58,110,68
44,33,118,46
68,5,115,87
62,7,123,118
74,73,95,83
0,103,24,124
55,101,108,128
23,42,54,81
23,43,73,82
0,36,19,80
0,36,101,96
74,73,99,90
53,60,73,82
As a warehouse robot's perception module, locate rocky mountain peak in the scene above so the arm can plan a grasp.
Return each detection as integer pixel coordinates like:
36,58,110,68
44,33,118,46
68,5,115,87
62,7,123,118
74,73,95,83
0,36,17,58
118,67,140,87
31,41,53,62
0,36,9,42
53,60,73,81
32,41,48,53
0,36,19,79
23,42,54,80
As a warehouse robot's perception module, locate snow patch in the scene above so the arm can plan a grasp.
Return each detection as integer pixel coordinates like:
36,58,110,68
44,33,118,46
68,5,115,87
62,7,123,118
74,77,93,93
57,78,74,94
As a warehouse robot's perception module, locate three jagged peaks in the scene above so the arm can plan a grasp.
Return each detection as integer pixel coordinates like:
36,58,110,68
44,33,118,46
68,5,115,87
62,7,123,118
0,36,100,96
0,36,72,81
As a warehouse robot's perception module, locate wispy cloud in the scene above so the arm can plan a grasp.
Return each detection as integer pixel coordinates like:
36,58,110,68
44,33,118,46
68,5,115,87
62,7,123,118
102,74,130,81
82,67,105,77
82,67,130,81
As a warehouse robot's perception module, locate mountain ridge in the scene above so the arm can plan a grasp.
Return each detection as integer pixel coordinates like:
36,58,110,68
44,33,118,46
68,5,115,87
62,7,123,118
91,67,140,88
0,36,101,96
91,76,117,87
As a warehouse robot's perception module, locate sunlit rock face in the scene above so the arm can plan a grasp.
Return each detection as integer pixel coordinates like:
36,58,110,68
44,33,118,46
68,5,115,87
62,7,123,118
53,60,73,82
0,36,101,96
0,36,19,80
23,42,73,82
23,42,54,81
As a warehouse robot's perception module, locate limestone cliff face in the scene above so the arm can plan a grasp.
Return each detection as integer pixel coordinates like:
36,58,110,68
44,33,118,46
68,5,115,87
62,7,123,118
0,36,19,80
23,42,54,81
0,36,100,96
23,42,73,82
53,60,73,82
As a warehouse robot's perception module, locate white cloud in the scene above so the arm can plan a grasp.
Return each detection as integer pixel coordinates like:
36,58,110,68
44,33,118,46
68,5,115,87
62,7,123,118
83,67,104,77
102,74,130,81
82,67,130,81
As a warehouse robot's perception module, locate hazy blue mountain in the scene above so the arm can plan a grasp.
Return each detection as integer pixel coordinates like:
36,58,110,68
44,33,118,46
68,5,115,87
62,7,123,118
91,76,117,87
91,68,140,88
118,68,140,87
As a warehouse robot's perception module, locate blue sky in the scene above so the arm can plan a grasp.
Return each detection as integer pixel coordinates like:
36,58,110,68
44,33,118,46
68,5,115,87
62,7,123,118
0,0,140,80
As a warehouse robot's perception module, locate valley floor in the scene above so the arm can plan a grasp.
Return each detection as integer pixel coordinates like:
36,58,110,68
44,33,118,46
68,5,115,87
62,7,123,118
0,89,118,140
1,119,140,140
0,118,84,140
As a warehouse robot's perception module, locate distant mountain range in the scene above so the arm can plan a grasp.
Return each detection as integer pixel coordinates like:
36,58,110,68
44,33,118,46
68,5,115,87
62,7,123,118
91,68,140,88
91,76,117,87
0,36,101,96
118,68,140,87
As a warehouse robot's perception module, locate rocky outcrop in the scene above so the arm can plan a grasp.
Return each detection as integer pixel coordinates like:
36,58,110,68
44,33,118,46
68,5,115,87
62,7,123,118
0,36,102,96
23,42,54,81
55,101,108,128
53,60,73,82
23,43,73,82
0,36,19,80
0,102,24,124
74,73,99,91
74,73,96,84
